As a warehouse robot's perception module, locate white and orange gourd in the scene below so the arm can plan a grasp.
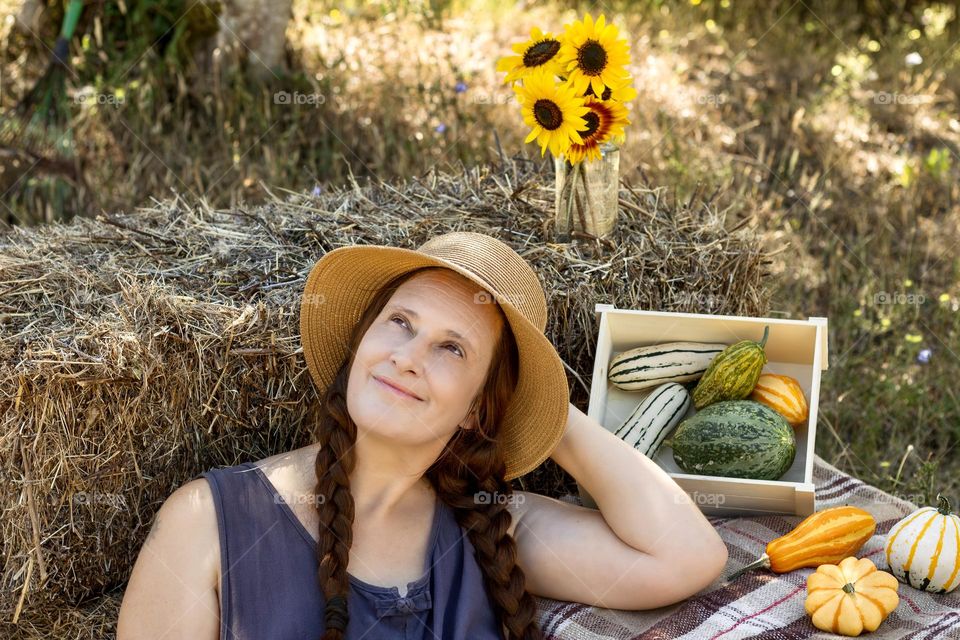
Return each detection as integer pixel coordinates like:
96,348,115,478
884,494,960,594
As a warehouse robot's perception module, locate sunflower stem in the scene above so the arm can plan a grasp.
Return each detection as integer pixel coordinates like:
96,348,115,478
580,160,597,235
574,163,588,233
561,158,577,241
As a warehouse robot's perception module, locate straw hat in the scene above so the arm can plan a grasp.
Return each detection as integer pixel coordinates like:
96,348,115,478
299,231,569,481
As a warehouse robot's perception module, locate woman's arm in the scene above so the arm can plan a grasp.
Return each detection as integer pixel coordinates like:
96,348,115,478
117,479,221,639
549,401,728,576
504,402,727,609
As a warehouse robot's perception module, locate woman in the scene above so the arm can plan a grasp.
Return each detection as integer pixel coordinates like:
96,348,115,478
117,231,728,639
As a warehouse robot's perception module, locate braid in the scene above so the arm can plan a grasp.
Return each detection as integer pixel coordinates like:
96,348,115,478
309,265,543,638
313,372,357,640
429,441,544,640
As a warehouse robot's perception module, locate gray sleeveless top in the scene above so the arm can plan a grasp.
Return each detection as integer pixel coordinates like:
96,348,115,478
201,460,504,639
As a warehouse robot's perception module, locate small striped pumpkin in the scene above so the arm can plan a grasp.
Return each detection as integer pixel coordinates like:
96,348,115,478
749,373,809,427
884,494,960,594
805,557,899,637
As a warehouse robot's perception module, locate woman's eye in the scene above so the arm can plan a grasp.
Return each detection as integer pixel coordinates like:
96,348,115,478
390,315,463,358
445,344,464,357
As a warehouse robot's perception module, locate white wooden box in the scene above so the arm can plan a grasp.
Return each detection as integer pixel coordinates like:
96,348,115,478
578,304,829,517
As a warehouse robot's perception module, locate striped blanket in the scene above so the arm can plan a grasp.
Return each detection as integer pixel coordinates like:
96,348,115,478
535,454,960,639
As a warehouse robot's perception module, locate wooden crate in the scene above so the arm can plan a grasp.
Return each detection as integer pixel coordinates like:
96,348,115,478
578,304,829,517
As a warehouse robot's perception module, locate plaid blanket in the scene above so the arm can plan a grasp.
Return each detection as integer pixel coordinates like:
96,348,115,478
535,454,960,639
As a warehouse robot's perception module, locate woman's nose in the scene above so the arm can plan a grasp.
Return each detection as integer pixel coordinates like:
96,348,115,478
390,336,429,372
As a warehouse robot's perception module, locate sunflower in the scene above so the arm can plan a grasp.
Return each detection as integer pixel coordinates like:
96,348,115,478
496,27,565,84
584,74,639,104
563,96,630,165
513,70,590,158
556,13,631,98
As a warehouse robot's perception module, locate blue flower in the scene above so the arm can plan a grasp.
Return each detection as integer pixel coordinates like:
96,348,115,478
455,81,468,93
435,123,447,133
917,348,932,364
311,184,323,196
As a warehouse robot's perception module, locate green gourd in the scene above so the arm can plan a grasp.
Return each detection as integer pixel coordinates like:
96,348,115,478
692,326,770,409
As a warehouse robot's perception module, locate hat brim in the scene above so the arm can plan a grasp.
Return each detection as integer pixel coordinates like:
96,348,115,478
299,244,569,481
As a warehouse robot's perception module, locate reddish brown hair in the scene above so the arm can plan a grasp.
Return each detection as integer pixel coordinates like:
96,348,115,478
311,266,543,639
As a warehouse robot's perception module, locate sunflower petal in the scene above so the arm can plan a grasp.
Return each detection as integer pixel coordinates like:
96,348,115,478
496,56,518,72
525,127,540,144
590,77,605,97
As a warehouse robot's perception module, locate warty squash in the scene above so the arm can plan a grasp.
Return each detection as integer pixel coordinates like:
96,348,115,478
692,326,770,409
727,505,876,581
805,556,900,637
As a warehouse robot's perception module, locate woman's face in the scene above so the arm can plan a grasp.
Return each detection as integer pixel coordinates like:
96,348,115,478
346,269,504,447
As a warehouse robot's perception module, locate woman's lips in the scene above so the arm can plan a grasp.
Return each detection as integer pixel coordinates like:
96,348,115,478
374,376,422,401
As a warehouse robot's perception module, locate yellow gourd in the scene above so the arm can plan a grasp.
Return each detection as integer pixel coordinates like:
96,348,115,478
727,505,876,580
749,373,809,426
805,557,899,637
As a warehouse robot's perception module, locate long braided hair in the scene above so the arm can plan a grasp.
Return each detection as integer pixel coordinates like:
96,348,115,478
311,266,544,639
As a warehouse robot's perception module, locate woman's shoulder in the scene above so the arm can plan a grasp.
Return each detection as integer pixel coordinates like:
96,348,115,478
250,442,322,493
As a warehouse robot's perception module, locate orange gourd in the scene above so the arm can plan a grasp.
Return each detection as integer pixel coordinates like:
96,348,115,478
749,373,809,426
727,506,877,580
805,557,900,636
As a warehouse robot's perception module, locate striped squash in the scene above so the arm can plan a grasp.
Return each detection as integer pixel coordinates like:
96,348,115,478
613,383,691,458
663,399,795,481
727,506,877,580
884,494,960,594
692,326,770,409
749,373,809,427
608,341,727,391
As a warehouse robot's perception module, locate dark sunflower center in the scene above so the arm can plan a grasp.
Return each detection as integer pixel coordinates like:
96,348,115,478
578,111,601,138
524,39,561,67
578,40,607,75
584,85,613,100
533,99,563,130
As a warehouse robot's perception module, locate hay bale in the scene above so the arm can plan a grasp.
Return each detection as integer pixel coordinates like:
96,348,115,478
0,156,774,627
0,590,121,639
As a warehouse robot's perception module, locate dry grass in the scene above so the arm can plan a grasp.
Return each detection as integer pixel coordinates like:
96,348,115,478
0,153,772,631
